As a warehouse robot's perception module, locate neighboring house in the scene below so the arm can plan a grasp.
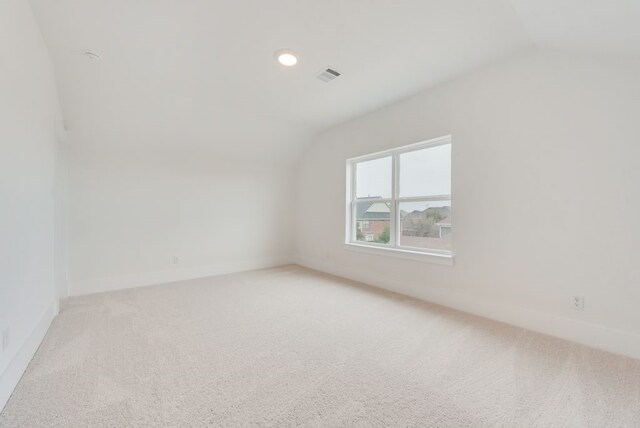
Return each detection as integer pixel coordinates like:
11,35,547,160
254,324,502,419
436,216,451,238
356,203,452,249
356,202,390,241
400,207,452,250
401,206,451,238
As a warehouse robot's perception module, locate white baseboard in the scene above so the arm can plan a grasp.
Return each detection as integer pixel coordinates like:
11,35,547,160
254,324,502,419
295,256,640,360
0,301,56,413
71,256,294,297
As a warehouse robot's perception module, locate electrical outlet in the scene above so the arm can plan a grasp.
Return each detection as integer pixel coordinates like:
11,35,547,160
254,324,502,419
572,295,585,311
173,256,179,264
2,329,8,352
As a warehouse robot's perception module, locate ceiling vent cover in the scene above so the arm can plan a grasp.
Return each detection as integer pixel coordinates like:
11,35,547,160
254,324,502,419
82,51,101,60
316,67,342,83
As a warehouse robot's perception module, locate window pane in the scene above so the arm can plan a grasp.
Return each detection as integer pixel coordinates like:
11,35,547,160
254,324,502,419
355,156,392,199
399,144,451,197
399,200,451,251
355,202,391,244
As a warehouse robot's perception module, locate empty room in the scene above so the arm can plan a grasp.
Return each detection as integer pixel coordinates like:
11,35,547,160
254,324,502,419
2,0,640,426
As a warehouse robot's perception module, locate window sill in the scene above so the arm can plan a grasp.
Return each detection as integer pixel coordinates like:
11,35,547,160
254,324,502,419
343,243,454,266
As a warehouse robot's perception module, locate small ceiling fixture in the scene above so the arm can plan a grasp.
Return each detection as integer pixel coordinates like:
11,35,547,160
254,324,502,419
274,49,298,67
82,51,101,60
316,67,342,83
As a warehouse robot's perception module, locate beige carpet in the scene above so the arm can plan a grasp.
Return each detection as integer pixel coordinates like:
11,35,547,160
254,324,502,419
1,266,639,427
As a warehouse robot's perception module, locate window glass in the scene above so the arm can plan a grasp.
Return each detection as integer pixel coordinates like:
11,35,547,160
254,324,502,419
355,202,391,244
399,200,451,250
356,156,392,199
399,144,451,197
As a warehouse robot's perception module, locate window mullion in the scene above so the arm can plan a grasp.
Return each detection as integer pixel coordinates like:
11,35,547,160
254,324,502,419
350,200,355,242
392,152,400,248
351,161,357,202
350,162,356,242
398,195,451,203
354,197,393,203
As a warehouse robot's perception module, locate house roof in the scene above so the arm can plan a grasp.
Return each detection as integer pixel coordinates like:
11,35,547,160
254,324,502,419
401,206,451,220
436,216,451,226
356,202,390,220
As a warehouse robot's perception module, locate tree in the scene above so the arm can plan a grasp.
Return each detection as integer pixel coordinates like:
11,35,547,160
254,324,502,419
431,212,445,223
376,225,390,244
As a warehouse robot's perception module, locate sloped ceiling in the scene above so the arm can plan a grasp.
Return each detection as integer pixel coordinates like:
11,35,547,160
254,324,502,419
511,0,640,55
29,0,640,162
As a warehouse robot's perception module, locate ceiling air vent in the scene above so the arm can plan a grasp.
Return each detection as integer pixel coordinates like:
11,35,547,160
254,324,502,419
82,51,101,60
316,67,342,83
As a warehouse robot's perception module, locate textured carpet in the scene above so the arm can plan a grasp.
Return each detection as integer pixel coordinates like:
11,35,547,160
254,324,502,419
1,266,639,427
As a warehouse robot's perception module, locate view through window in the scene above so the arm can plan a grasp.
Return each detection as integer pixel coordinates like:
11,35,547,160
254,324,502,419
347,136,452,254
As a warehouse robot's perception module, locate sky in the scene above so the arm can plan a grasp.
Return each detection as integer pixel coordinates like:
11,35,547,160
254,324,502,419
355,144,451,199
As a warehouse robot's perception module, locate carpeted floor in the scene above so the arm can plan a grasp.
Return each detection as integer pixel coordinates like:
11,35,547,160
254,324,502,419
1,266,639,427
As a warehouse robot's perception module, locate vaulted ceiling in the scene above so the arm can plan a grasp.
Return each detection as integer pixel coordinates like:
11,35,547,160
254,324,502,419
30,0,640,162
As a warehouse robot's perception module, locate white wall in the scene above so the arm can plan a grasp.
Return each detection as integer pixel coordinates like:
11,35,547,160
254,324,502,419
54,137,69,301
67,145,295,296
0,0,63,410
296,49,640,358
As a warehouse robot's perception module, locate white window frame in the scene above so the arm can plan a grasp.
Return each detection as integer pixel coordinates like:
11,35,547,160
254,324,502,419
345,135,453,266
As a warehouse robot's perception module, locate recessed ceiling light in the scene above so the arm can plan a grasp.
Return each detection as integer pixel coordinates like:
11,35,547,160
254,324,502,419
274,49,298,67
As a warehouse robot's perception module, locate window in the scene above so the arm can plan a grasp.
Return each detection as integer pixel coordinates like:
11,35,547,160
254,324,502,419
346,136,452,258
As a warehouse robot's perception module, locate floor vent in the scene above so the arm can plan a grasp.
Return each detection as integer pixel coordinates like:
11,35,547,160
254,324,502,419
316,67,342,82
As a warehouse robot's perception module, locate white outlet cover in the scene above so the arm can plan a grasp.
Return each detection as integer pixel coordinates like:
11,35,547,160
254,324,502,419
573,296,585,311
2,329,8,352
